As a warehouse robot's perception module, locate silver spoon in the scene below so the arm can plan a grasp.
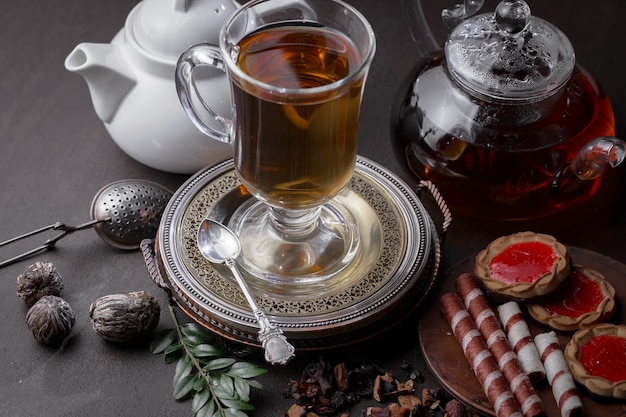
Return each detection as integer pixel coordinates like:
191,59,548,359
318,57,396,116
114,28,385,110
197,218,296,366
0,179,172,268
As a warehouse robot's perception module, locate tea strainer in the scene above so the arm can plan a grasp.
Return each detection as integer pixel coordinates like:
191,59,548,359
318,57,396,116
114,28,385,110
0,179,173,268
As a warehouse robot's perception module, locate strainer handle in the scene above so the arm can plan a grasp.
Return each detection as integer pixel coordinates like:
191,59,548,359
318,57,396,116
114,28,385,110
0,219,106,268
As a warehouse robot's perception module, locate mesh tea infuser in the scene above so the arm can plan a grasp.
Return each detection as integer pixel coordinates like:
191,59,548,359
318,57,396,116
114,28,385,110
0,179,173,268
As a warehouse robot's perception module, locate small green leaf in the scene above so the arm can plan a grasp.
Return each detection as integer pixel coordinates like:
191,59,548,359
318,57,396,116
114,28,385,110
182,334,205,347
225,362,268,379
212,378,235,400
190,343,225,358
150,329,177,354
246,380,263,390
181,322,215,341
220,398,255,411
223,409,249,417
196,399,217,417
174,358,193,387
234,378,250,402
164,342,182,354
204,357,237,371
173,374,196,400
193,376,207,392
164,343,183,363
191,387,211,414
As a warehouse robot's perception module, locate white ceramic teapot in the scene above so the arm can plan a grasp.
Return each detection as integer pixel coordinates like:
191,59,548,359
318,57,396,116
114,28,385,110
65,0,238,174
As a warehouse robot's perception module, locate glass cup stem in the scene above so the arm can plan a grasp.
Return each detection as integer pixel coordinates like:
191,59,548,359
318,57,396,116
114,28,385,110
267,206,322,238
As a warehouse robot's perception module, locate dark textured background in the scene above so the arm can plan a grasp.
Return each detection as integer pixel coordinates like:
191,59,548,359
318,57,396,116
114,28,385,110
1,0,624,416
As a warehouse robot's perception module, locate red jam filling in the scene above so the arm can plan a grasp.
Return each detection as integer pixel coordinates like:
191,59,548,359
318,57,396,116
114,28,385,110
580,335,626,383
489,241,558,284
539,270,602,317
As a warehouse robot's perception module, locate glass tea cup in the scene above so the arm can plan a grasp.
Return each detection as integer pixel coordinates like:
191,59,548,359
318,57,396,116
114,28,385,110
175,0,376,284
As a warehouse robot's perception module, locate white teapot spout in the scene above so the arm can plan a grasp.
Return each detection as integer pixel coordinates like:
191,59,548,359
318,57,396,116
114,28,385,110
65,43,135,124
63,0,238,174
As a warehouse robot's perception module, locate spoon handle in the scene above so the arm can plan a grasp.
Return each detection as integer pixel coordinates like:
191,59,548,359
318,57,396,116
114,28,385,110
225,260,296,366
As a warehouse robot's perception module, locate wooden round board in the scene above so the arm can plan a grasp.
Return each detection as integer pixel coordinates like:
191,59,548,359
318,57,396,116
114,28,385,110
418,246,626,417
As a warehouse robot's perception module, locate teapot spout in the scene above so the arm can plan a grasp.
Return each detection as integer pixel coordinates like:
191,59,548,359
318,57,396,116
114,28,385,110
572,137,626,180
65,43,136,123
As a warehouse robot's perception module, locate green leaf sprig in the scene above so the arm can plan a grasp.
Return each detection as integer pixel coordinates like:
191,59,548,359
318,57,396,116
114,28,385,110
151,304,268,417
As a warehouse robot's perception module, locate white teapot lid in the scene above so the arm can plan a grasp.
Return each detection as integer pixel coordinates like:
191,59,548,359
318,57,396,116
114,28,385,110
132,0,239,60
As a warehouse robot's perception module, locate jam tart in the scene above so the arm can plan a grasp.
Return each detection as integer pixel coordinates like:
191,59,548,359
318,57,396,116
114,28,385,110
565,323,626,399
527,265,616,332
474,231,570,301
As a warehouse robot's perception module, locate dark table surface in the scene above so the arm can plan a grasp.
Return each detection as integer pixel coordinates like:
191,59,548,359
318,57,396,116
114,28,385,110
1,0,625,416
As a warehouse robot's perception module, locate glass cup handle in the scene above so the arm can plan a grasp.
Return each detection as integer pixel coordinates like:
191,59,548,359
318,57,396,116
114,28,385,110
175,44,232,144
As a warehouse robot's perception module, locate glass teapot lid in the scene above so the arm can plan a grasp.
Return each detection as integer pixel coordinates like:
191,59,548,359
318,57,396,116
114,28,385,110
445,0,575,102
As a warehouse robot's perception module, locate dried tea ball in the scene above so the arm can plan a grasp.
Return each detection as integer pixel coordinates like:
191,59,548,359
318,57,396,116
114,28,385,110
26,295,75,346
89,291,160,343
17,261,64,306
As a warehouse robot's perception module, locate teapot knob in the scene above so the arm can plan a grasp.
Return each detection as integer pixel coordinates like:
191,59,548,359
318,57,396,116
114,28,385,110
174,0,189,12
495,0,531,34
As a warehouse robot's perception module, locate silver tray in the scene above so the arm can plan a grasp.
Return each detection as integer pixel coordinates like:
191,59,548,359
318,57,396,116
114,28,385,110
144,156,447,351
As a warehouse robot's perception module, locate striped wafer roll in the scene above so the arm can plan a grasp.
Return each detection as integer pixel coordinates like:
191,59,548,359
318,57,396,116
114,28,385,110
498,301,546,383
534,332,583,417
440,292,523,417
455,274,545,417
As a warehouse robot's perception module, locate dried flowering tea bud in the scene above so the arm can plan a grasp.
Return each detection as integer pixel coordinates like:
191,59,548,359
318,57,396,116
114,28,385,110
89,291,160,343
17,261,64,306
26,295,75,345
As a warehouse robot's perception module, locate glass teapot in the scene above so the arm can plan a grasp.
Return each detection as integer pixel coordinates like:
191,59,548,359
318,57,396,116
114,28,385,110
394,0,625,220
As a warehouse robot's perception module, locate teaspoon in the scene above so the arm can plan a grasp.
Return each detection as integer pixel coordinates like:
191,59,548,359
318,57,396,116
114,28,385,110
197,218,296,366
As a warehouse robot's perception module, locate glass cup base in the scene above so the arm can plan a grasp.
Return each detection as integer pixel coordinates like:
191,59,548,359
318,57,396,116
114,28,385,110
229,196,360,286
228,185,382,297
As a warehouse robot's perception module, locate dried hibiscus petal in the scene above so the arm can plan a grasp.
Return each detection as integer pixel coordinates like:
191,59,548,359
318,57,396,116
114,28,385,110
348,370,374,395
304,358,334,395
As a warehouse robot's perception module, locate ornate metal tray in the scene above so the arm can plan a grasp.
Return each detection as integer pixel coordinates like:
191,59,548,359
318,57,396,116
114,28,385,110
144,156,447,352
